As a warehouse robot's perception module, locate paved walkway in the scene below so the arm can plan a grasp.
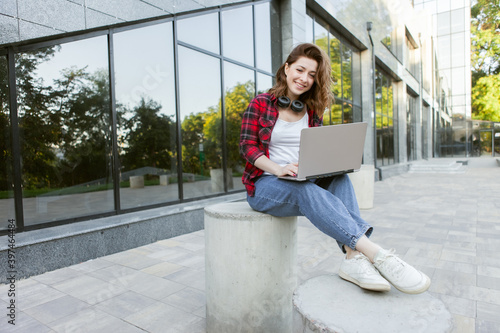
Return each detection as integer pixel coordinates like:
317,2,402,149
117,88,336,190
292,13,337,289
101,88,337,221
1,158,499,332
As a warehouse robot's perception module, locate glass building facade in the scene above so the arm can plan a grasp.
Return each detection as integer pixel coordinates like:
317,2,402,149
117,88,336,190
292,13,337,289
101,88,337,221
1,0,493,238
0,2,275,231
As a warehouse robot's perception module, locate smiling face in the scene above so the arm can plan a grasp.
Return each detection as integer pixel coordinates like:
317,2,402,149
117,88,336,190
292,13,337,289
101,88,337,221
284,56,318,101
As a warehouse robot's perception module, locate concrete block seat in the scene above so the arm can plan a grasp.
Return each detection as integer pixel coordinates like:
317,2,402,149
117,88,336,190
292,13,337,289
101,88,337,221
293,275,452,333
129,175,144,188
204,202,297,333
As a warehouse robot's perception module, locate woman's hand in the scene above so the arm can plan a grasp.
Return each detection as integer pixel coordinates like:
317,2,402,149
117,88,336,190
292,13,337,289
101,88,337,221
254,156,298,177
277,163,299,177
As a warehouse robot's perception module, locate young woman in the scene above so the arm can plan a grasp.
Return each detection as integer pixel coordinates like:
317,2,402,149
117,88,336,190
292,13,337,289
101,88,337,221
239,43,430,294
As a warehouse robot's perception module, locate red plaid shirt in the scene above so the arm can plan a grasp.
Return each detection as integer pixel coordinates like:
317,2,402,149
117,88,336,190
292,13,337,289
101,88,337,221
239,93,322,196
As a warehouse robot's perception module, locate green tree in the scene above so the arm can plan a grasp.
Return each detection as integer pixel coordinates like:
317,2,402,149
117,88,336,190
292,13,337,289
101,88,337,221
0,56,11,192
180,81,254,176
15,48,62,189
471,74,500,122
122,98,175,171
181,112,206,175
471,0,500,121
56,68,113,187
204,81,255,172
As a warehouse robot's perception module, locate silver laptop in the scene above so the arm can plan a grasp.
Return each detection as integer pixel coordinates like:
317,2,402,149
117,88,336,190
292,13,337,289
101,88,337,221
279,122,368,181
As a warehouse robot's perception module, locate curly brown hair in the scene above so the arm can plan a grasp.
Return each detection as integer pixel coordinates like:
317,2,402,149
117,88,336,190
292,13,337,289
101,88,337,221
268,43,333,117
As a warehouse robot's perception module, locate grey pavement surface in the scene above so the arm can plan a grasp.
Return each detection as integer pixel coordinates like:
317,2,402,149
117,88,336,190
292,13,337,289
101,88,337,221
1,157,499,333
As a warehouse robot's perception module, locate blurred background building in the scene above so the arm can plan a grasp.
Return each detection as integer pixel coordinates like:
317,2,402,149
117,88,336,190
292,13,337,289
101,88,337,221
1,0,496,275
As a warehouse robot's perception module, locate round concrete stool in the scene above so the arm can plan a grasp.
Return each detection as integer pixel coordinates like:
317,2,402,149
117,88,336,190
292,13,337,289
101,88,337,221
293,274,452,333
205,202,297,333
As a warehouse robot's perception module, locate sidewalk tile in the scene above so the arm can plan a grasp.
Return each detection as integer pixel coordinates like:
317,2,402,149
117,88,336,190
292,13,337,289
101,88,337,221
94,291,158,319
124,302,202,333
49,307,144,332
23,295,89,324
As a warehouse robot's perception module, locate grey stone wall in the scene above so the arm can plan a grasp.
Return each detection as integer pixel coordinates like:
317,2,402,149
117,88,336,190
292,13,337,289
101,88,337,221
0,193,245,283
0,0,248,45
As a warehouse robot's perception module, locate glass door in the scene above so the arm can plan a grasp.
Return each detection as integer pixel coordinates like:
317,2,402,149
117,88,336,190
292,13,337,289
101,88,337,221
479,130,493,157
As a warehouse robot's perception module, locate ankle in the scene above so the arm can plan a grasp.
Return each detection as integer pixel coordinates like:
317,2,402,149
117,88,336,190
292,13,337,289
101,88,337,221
345,250,361,260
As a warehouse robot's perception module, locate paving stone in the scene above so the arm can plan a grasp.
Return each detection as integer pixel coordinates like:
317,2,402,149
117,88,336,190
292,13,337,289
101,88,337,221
476,301,500,324
49,307,144,332
451,314,476,333
140,261,185,277
124,302,202,333
162,287,206,313
102,250,163,270
32,267,82,285
164,267,205,291
52,275,127,305
23,295,89,324
94,291,158,319
0,311,52,333
14,282,66,311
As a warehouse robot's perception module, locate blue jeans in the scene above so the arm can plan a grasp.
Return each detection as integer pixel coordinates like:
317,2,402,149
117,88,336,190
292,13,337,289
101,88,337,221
247,175,373,253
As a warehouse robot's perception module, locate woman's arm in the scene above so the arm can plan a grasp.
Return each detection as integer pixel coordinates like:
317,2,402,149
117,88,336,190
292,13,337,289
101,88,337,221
240,98,265,164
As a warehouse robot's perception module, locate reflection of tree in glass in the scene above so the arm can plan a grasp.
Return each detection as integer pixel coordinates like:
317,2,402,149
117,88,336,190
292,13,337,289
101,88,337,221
56,69,112,187
122,98,175,171
208,81,254,172
471,0,500,122
11,46,114,191
181,81,254,176
0,56,12,192
15,48,62,190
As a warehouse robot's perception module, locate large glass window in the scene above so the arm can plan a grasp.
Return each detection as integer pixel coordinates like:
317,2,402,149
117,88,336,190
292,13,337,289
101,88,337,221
178,46,222,199
381,27,401,61
406,92,417,161
404,33,419,79
437,12,451,36
422,104,430,159
495,123,500,156
16,36,114,226
114,23,178,209
0,55,15,229
254,3,272,73
307,11,361,125
177,12,220,54
375,69,398,166
224,62,254,192
256,73,273,95
222,6,254,66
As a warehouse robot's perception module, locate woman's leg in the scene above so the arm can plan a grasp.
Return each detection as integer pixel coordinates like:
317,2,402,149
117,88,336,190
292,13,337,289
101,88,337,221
314,175,373,254
249,175,430,294
247,175,372,252
347,235,381,261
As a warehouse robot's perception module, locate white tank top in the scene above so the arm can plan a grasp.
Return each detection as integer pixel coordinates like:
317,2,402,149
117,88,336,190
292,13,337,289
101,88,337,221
264,112,309,175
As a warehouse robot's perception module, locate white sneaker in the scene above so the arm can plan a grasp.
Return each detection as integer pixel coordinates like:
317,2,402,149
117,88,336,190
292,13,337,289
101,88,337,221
373,249,431,294
339,253,391,292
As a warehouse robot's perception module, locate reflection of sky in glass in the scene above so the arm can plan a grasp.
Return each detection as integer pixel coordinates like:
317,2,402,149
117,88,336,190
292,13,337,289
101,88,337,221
257,73,273,94
178,46,221,119
113,23,175,116
224,61,253,93
35,36,108,86
305,15,314,43
177,12,219,54
314,20,328,44
33,4,273,122
222,6,254,66
255,3,272,72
